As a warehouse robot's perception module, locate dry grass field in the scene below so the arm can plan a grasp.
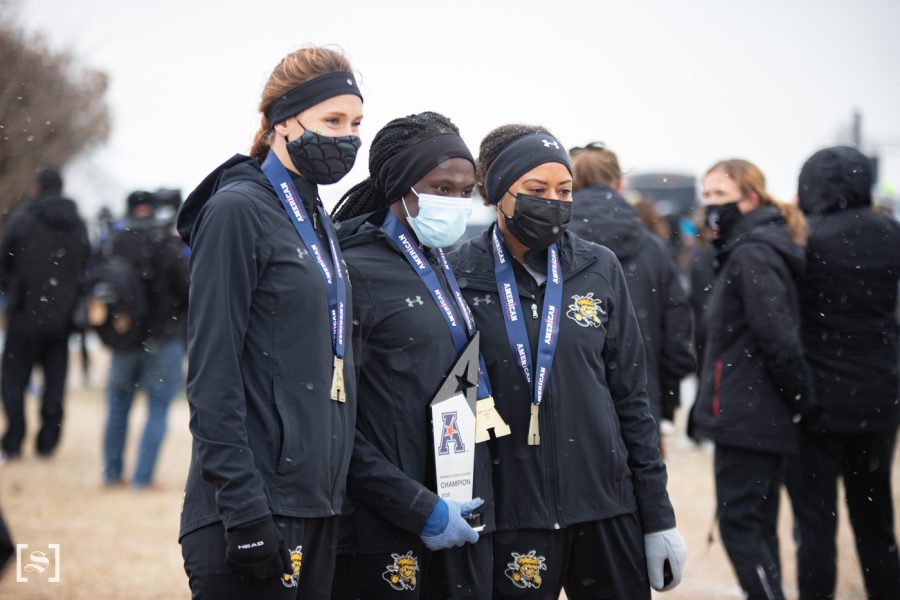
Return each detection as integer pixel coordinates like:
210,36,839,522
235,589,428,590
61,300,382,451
0,354,895,599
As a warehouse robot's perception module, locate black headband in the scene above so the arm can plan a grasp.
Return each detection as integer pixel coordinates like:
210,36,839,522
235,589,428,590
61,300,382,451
266,72,363,126
376,133,475,202
483,133,572,204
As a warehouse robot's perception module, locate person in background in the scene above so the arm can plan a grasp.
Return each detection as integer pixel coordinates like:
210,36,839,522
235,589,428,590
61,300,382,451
691,159,818,600
452,125,686,598
101,191,189,489
787,146,900,600
569,143,695,436
0,167,89,462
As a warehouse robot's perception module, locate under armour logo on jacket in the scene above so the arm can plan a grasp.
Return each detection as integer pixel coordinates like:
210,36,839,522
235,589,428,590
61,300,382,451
297,247,308,261
542,140,560,149
473,295,493,306
405,296,424,307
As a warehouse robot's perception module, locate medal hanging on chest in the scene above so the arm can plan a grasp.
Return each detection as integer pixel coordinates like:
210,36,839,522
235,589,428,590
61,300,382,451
491,226,564,445
260,151,348,402
384,212,510,441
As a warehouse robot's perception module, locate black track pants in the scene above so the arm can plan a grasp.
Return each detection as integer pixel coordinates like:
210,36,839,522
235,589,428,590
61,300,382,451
492,513,649,600
715,445,786,600
786,429,900,600
181,516,339,600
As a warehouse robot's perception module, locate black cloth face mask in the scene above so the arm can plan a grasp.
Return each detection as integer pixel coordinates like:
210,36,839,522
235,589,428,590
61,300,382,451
502,193,573,250
286,121,361,185
705,201,743,243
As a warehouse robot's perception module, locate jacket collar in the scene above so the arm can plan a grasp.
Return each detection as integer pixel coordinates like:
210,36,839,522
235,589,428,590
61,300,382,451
451,222,599,290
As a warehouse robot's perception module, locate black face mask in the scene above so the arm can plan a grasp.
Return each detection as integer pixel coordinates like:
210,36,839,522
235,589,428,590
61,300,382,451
502,193,572,250
705,201,743,242
286,122,361,185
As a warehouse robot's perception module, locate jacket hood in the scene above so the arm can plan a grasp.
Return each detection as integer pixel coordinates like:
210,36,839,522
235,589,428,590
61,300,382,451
25,194,82,232
722,205,805,277
177,154,270,247
798,146,872,216
335,210,388,250
571,183,648,260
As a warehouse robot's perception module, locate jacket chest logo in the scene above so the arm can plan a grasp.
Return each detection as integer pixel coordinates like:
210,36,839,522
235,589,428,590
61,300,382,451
472,294,493,306
296,247,308,261
405,296,424,308
566,292,606,328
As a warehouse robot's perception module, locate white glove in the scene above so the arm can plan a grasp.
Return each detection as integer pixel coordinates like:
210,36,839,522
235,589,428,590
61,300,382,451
644,527,686,591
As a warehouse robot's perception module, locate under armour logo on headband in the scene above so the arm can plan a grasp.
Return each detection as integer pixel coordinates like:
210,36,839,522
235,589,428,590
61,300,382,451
346,78,353,86
542,140,560,149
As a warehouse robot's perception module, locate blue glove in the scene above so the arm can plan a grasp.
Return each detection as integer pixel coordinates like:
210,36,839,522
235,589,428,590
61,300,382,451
419,498,483,551
644,527,686,591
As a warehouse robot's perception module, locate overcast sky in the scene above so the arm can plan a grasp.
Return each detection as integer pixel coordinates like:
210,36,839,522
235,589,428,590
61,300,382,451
12,0,900,217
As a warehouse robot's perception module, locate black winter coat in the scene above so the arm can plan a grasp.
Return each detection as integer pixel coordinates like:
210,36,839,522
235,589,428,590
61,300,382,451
336,210,494,553
449,225,675,534
692,206,814,454
176,155,356,538
0,193,89,336
798,146,900,432
570,184,696,423
106,219,189,346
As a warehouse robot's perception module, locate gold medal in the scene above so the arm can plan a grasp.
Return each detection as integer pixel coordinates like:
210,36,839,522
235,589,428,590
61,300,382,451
475,396,511,443
330,356,346,403
527,404,541,446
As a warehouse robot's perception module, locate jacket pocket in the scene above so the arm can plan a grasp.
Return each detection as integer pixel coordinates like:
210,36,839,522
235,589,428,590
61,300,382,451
273,374,300,475
712,359,724,417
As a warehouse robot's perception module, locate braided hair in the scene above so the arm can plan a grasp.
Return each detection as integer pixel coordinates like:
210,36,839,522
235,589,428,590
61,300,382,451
476,124,551,203
331,111,460,222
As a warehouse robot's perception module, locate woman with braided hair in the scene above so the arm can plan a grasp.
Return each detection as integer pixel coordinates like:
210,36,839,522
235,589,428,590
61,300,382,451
331,111,494,599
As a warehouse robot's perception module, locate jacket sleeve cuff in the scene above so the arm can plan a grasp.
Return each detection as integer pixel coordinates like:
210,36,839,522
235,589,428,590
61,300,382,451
219,495,272,531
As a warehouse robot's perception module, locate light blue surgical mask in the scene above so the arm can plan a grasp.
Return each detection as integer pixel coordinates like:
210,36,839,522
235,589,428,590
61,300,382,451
403,189,473,248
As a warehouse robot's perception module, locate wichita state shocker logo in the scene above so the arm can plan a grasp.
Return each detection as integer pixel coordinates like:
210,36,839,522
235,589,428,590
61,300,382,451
382,551,419,591
566,292,606,328
281,545,303,588
505,550,548,589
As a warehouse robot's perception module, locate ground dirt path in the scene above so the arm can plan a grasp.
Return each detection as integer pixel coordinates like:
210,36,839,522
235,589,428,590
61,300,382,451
1,360,896,598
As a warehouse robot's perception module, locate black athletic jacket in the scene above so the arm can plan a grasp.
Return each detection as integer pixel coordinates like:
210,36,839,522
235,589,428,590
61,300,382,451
106,219,189,346
570,184,696,423
0,193,89,336
449,225,676,534
336,210,494,553
176,155,356,539
692,206,814,454
798,147,900,432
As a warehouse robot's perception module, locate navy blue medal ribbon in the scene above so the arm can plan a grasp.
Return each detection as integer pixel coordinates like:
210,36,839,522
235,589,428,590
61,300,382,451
491,225,563,444
383,211,493,400
261,150,348,402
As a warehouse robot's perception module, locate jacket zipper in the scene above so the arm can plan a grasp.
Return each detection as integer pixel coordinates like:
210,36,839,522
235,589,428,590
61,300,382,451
330,401,345,515
712,359,723,417
528,286,561,527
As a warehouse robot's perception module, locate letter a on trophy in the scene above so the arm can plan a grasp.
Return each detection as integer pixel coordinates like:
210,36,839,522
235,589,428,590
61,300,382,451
430,332,482,530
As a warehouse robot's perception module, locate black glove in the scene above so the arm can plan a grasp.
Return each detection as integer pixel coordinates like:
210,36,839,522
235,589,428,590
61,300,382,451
224,516,292,581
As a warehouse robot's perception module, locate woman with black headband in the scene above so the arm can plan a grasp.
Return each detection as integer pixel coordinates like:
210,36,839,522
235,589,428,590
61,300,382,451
330,112,496,599
175,47,363,599
449,125,686,598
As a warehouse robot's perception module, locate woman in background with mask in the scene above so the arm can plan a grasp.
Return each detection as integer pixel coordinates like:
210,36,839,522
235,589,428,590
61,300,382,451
690,159,816,600
176,46,363,599
449,124,685,599
330,112,493,599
